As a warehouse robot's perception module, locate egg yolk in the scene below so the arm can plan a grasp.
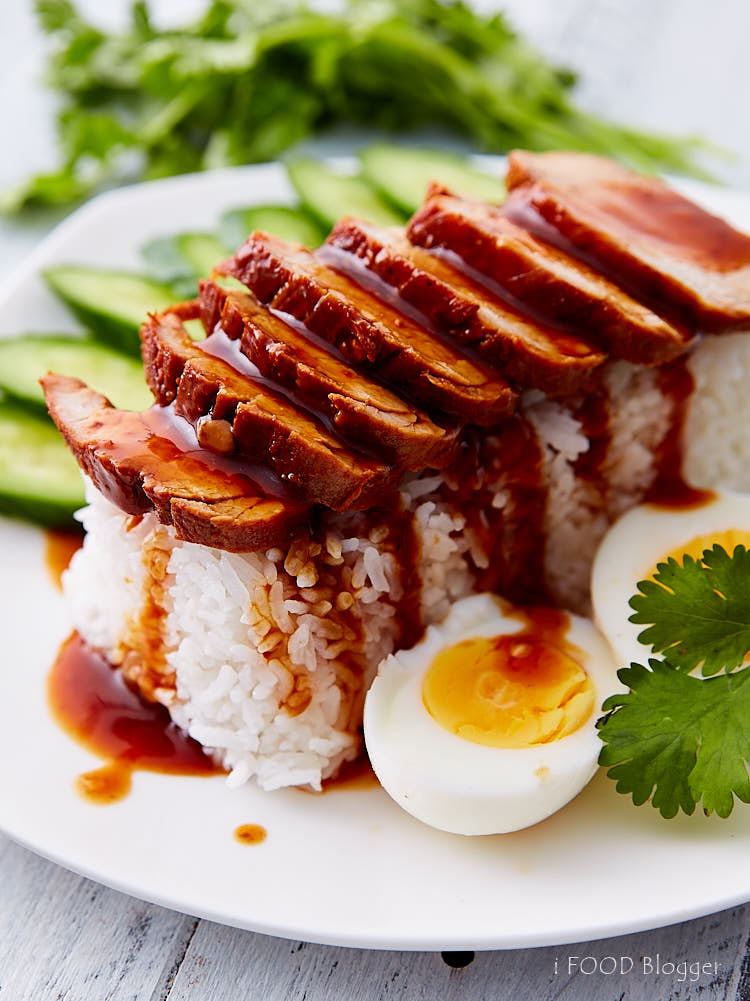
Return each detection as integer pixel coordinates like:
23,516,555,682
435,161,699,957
654,528,750,574
422,635,596,749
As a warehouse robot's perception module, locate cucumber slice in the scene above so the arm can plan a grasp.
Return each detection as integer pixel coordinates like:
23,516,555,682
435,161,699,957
0,335,151,413
0,403,84,526
44,266,176,356
286,159,404,230
174,233,228,276
183,318,207,340
220,205,325,250
140,232,229,297
360,143,506,214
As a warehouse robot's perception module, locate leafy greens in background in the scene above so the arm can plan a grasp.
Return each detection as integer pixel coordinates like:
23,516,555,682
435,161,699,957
5,0,716,213
598,546,750,820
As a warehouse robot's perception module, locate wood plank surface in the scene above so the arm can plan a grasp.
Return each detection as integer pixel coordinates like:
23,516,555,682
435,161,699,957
4,1,750,999
0,836,197,1001
2,828,750,1001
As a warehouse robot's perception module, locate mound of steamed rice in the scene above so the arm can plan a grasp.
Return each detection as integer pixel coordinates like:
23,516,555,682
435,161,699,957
62,334,750,791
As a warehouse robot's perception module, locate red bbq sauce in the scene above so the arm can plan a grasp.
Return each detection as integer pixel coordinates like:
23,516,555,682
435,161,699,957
505,603,580,654
44,528,84,590
502,189,698,336
321,753,378,792
647,358,715,510
573,386,610,487
75,762,133,805
448,418,549,605
48,633,223,804
234,823,267,845
98,404,305,510
387,502,424,651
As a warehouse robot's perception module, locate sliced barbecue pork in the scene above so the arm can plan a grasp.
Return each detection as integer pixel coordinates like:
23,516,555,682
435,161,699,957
219,232,517,424
44,151,750,565
407,185,689,364
200,280,457,470
505,150,750,331
141,310,396,510
322,217,605,395
42,374,309,551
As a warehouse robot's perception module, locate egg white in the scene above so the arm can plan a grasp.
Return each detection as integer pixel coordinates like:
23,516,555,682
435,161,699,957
363,593,622,836
592,489,750,670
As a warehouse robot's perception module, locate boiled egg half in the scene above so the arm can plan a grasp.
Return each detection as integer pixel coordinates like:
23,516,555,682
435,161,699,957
363,593,621,835
592,488,750,669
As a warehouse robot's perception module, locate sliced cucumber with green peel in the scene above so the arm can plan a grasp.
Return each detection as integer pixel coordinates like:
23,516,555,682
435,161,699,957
220,204,325,250
172,233,228,276
0,335,151,413
0,404,84,526
44,266,176,355
360,144,506,214
286,159,404,230
140,232,229,297
183,317,207,340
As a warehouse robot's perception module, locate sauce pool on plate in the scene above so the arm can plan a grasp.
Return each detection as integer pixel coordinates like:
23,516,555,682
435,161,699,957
322,753,379,792
48,632,223,803
75,761,133,805
234,824,267,845
44,528,84,590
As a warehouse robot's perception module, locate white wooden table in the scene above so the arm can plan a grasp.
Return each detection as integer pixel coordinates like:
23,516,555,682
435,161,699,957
4,1,750,997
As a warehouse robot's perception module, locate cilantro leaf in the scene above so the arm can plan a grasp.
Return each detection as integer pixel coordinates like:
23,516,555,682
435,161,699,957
36,0,80,34
629,545,750,675
58,108,136,163
0,169,90,213
598,659,750,818
5,0,718,213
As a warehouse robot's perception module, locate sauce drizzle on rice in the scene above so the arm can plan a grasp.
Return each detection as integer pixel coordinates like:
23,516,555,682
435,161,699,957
444,419,550,605
120,529,175,702
647,358,716,510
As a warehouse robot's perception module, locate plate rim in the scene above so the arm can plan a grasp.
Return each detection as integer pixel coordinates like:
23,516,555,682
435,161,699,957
2,157,750,951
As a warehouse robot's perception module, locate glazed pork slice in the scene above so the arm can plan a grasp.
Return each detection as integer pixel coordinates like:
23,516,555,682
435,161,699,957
407,185,689,364
141,311,396,510
200,281,456,470
219,232,517,424
322,217,605,395
506,151,750,331
42,374,309,551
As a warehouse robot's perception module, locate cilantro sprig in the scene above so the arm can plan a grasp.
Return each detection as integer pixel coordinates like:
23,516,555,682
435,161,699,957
598,545,750,819
4,0,717,214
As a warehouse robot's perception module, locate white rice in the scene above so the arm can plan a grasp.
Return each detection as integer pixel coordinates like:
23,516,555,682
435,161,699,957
605,361,672,517
67,486,404,791
683,332,750,492
63,331,750,790
526,395,606,611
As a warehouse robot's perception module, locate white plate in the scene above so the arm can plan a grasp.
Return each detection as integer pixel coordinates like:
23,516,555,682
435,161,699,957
2,160,750,952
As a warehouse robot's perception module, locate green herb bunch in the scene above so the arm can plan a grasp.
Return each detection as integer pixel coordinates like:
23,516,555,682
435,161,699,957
6,0,713,212
598,545,750,819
